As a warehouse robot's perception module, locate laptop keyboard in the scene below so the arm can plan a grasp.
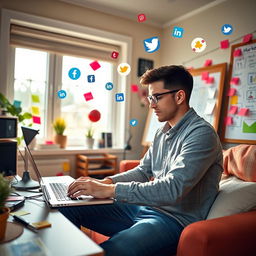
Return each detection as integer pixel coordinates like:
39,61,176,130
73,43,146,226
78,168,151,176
49,183,71,201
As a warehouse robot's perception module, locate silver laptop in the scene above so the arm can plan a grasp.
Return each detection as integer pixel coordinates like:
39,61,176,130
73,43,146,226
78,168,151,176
23,127,113,208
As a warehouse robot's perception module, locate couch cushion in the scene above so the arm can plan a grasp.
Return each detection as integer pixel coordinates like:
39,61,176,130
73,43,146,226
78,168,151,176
223,144,256,182
207,176,256,219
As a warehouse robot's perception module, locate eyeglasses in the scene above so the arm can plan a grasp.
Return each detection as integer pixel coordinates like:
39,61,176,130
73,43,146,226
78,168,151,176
147,89,181,104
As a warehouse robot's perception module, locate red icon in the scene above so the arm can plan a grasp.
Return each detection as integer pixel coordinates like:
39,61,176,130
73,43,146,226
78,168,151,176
90,61,101,71
138,14,146,22
111,51,119,59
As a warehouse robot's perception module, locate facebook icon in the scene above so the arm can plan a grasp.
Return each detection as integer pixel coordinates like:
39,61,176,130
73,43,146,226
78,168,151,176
68,67,81,80
172,27,184,38
115,93,124,102
87,75,95,83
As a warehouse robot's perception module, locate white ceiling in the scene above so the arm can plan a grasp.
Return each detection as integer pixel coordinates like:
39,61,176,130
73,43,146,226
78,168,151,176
59,0,227,27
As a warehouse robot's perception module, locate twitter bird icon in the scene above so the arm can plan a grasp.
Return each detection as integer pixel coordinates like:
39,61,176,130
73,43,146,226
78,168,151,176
221,24,233,35
143,37,160,53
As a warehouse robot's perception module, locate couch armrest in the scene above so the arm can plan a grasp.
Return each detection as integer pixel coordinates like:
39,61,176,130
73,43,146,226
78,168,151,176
177,211,256,256
119,160,140,173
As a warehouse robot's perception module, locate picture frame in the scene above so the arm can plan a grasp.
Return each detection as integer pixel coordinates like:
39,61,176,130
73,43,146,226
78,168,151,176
137,58,154,77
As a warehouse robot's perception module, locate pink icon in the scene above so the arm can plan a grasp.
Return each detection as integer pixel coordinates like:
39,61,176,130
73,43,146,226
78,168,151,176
131,84,139,92
111,51,119,59
90,61,101,71
138,14,146,22
83,92,94,101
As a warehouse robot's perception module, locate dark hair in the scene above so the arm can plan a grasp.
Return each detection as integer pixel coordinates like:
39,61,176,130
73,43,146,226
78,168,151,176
140,65,193,104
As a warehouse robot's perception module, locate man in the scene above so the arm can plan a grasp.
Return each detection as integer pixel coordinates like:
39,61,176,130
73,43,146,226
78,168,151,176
60,65,223,256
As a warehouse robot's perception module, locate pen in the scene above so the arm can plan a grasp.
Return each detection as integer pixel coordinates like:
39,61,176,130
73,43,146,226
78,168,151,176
13,215,38,233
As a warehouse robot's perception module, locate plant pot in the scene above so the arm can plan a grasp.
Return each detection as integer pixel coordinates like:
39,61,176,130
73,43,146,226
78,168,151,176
0,207,10,241
85,138,94,149
54,134,67,148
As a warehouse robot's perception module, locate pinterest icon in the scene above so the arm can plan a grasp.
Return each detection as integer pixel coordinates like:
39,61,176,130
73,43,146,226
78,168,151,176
138,14,146,22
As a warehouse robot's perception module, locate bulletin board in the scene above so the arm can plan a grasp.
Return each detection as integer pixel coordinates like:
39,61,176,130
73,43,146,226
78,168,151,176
223,40,256,144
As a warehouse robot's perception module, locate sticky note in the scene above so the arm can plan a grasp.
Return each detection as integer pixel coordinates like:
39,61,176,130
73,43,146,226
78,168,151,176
225,116,233,126
31,94,40,103
230,95,238,105
220,39,229,49
201,72,209,81
237,108,249,116
83,92,93,101
243,33,253,43
204,59,212,67
204,102,215,115
243,120,256,133
32,116,41,124
89,61,101,71
227,88,236,96
229,105,238,115
206,77,215,84
10,211,30,217
31,221,51,229
31,106,40,116
13,100,21,108
63,162,70,172
230,77,240,85
131,84,139,92
208,88,216,99
233,49,242,57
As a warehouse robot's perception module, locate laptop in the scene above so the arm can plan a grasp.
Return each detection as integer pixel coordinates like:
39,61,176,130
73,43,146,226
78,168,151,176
22,127,114,208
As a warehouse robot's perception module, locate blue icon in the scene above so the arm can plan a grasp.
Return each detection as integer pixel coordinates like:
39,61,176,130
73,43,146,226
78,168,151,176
130,119,138,127
105,82,113,90
115,93,124,102
58,90,67,99
172,27,184,38
143,37,160,53
221,24,233,35
87,75,95,83
68,68,81,80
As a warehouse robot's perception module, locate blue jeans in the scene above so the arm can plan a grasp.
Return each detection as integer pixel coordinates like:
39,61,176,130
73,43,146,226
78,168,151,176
59,202,184,256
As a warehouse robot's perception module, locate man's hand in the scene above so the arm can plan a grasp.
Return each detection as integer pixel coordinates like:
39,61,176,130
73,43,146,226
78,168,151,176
67,177,115,199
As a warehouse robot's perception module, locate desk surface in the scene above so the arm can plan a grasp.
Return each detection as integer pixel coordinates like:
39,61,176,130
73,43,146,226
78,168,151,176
0,190,104,256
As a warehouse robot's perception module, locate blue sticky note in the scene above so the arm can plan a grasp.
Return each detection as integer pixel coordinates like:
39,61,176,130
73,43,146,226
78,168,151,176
13,100,21,108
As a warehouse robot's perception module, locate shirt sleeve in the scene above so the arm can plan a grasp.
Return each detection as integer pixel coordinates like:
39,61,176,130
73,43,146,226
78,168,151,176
114,126,222,206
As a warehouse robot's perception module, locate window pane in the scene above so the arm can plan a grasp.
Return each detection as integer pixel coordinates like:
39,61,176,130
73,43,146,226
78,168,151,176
14,47,48,139
61,56,114,146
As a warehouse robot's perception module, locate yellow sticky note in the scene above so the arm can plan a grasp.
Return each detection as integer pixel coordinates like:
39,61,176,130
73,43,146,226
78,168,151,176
31,220,51,229
10,210,30,217
230,95,238,105
31,106,40,116
63,162,70,172
31,94,40,103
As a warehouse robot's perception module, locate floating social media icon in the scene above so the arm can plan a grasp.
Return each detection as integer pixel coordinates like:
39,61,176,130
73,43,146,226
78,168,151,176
68,68,81,80
172,27,184,38
90,61,101,71
221,24,233,35
105,82,113,90
191,38,207,53
138,14,146,22
58,90,67,99
143,37,160,53
111,51,119,59
115,93,124,102
87,75,95,83
130,119,138,127
117,63,131,76
83,92,94,101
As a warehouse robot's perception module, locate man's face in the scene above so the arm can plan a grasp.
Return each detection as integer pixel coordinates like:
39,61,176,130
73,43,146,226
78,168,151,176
148,81,179,123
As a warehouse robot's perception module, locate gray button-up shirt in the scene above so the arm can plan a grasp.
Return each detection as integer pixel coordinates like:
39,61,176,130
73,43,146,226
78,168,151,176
110,108,223,227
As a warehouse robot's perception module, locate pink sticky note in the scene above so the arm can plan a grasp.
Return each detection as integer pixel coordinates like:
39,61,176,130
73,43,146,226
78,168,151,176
243,34,253,43
131,84,139,92
229,106,238,115
237,108,249,116
220,39,229,49
225,116,233,126
138,14,146,22
201,72,209,81
83,92,94,101
227,88,236,96
32,116,41,124
230,77,240,85
233,49,242,57
90,61,101,71
206,76,215,84
204,59,212,67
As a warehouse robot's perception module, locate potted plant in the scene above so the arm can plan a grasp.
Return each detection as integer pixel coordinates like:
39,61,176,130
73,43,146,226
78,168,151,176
53,117,67,148
85,126,94,149
0,174,12,241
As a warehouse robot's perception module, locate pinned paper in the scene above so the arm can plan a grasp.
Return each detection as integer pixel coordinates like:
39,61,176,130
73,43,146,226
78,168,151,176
225,116,233,126
230,77,240,85
204,102,215,115
31,94,40,103
233,49,242,57
31,106,40,116
89,61,101,71
220,39,229,49
131,84,139,92
242,120,256,133
13,100,21,108
206,76,215,84
208,88,216,99
227,88,236,96
230,95,238,105
201,72,209,81
204,59,212,67
237,108,249,116
63,162,70,172
229,105,238,115
83,92,94,101
32,116,41,124
243,33,253,43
